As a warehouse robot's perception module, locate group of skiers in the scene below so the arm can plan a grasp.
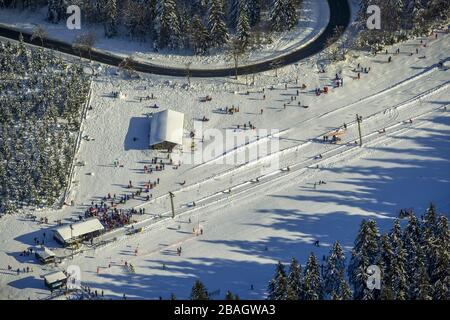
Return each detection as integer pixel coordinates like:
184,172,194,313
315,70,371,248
7,264,33,275
138,93,154,102
236,121,256,131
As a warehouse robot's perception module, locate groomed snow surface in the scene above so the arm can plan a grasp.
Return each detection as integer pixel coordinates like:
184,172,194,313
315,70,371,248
0,0,329,69
0,31,449,300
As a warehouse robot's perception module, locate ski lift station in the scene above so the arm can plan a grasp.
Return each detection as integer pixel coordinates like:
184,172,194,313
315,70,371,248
53,218,104,246
149,109,184,152
35,246,56,264
43,271,68,290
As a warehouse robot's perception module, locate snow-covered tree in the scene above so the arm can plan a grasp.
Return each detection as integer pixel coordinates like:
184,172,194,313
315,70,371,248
269,0,286,32
323,241,352,300
236,1,251,49
191,15,210,54
285,0,298,30
430,215,450,300
154,0,182,49
227,0,240,29
191,280,209,300
267,261,288,300
245,0,261,26
102,0,118,38
402,215,428,299
303,253,322,300
208,0,230,47
348,220,380,300
225,290,240,300
0,41,89,213
389,219,409,300
47,0,65,23
287,257,303,300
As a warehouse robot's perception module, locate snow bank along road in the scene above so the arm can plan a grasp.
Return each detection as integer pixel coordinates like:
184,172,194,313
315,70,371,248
0,0,351,77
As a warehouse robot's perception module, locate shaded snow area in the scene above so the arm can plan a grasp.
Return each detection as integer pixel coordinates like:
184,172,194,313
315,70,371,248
0,0,329,68
0,31,449,300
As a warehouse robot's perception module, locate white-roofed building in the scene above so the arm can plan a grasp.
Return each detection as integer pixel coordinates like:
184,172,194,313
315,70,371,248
53,218,104,246
44,271,67,290
35,246,56,264
149,109,184,151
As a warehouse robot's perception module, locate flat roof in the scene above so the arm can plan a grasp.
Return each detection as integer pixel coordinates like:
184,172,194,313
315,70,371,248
54,218,104,242
35,247,56,260
44,271,67,284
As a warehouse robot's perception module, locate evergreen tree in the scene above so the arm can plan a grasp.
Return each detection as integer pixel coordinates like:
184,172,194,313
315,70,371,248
154,0,182,49
348,220,380,300
47,0,65,23
430,215,450,300
403,215,428,299
191,15,210,55
208,0,230,48
287,257,303,300
285,0,298,30
323,241,352,300
236,1,251,49
245,0,261,26
269,0,286,32
102,0,118,38
225,290,240,300
415,262,432,300
389,219,409,300
267,261,288,300
191,280,209,300
227,0,240,29
303,253,322,300
380,234,395,299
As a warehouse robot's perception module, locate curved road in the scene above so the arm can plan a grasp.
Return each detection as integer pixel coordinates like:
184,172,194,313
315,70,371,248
0,0,350,77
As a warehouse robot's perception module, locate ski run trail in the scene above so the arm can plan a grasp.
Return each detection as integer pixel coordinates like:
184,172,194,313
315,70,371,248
0,31,449,300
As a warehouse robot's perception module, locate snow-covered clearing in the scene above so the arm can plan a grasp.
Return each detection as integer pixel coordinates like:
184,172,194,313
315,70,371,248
0,0,329,69
0,30,449,300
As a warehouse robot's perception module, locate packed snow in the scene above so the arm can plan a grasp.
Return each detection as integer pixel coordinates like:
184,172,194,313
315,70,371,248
0,27,449,300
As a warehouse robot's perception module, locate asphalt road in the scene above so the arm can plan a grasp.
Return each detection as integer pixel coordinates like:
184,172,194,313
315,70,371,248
0,0,351,77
